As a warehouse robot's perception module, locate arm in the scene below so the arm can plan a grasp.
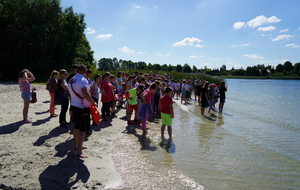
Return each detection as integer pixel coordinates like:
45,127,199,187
25,69,35,82
60,81,68,91
169,103,174,118
81,87,97,106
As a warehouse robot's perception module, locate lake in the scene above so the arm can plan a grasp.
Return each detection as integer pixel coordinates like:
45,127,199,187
113,79,300,190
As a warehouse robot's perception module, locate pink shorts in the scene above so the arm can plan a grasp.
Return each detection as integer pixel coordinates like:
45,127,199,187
128,104,138,112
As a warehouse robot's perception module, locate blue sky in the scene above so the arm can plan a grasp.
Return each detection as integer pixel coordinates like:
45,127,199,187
60,0,300,70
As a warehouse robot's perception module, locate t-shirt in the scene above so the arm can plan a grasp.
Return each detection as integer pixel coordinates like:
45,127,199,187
68,73,90,108
219,86,227,99
100,79,115,103
160,95,173,114
142,89,153,104
127,88,138,105
91,81,99,99
116,77,122,90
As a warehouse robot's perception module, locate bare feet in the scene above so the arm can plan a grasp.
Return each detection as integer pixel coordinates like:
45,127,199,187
75,150,88,158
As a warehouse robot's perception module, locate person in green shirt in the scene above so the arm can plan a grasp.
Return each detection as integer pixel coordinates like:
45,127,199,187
127,85,144,125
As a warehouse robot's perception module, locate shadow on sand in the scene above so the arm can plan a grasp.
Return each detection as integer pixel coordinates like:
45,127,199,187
0,121,25,135
39,152,90,190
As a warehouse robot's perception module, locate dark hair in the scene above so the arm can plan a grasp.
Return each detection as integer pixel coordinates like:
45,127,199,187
117,71,122,78
102,72,110,79
94,74,101,82
149,83,157,89
72,64,78,70
221,81,225,85
87,69,92,74
165,87,173,93
137,85,145,91
138,77,145,83
110,75,115,79
76,64,87,73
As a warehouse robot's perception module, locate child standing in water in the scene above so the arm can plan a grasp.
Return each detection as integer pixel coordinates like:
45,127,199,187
219,81,227,113
139,83,157,136
159,87,174,139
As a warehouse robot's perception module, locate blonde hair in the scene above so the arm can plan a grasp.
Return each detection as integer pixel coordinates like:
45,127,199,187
59,69,67,75
50,70,58,78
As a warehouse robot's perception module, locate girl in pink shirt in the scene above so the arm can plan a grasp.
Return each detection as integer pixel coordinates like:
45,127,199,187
139,83,156,136
18,69,35,123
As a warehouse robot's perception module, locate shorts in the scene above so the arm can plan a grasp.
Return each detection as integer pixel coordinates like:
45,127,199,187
174,90,178,94
21,92,32,101
111,100,116,108
161,112,173,126
220,98,225,103
71,106,91,132
128,104,138,112
181,90,186,98
185,91,190,99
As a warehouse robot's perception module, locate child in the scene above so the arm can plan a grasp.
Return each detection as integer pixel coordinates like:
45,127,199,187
139,83,157,136
127,85,144,125
219,81,227,113
159,87,174,139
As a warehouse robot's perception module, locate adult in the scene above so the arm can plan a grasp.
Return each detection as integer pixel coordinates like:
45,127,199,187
68,64,97,158
57,69,69,126
100,72,115,121
18,69,35,123
46,70,59,117
116,71,124,108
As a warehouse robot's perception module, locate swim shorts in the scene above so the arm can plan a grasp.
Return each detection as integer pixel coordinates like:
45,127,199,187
161,112,173,126
71,106,91,132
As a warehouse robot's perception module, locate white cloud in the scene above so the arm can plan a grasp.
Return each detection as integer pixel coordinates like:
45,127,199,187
119,46,134,53
231,43,249,47
257,26,276,31
190,55,202,58
96,34,113,39
194,44,204,48
280,28,289,33
293,45,299,48
233,15,281,29
165,53,171,56
86,27,95,34
233,22,246,29
242,54,264,59
138,52,146,54
286,44,295,47
133,5,141,8
241,43,250,46
173,37,203,46
247,15,281,28
298,27,300,30
272,34,293,41
261,34,272,37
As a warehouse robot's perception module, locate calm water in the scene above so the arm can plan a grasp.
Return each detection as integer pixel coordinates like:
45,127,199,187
113,79,300,190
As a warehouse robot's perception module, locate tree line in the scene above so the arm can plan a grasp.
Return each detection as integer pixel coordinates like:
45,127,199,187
98,58,300,77
0,0,94,80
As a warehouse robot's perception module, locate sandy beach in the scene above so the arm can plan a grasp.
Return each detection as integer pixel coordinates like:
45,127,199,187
0,83,132,189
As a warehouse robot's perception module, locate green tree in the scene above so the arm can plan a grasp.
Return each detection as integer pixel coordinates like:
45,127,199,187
192,65,198,73
183,64,192,73
276,64,284,73
283,61,293,72
220,64,226,72
175,64,182,72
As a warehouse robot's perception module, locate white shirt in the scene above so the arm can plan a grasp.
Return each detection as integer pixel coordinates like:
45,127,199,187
68,73,90,108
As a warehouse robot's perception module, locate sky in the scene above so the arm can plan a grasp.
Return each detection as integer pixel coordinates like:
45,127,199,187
60,0,300,70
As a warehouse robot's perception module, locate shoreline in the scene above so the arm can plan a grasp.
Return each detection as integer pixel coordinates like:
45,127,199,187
0,84,130,189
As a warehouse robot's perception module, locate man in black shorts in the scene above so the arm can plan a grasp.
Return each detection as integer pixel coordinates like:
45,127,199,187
68,65,97,158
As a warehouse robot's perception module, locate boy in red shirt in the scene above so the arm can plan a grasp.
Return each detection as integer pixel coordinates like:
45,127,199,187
159,87,174,139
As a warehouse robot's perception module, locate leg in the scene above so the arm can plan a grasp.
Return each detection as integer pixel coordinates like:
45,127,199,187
167,126,172,139
161,125,166,139
23,100,31,122
59,99,69,124
73,128,79,148
201,107,205,116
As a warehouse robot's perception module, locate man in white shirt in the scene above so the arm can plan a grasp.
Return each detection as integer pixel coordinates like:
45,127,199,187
68,65,97,158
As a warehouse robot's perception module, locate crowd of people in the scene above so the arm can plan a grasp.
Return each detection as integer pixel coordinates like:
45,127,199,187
18,64,227,158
